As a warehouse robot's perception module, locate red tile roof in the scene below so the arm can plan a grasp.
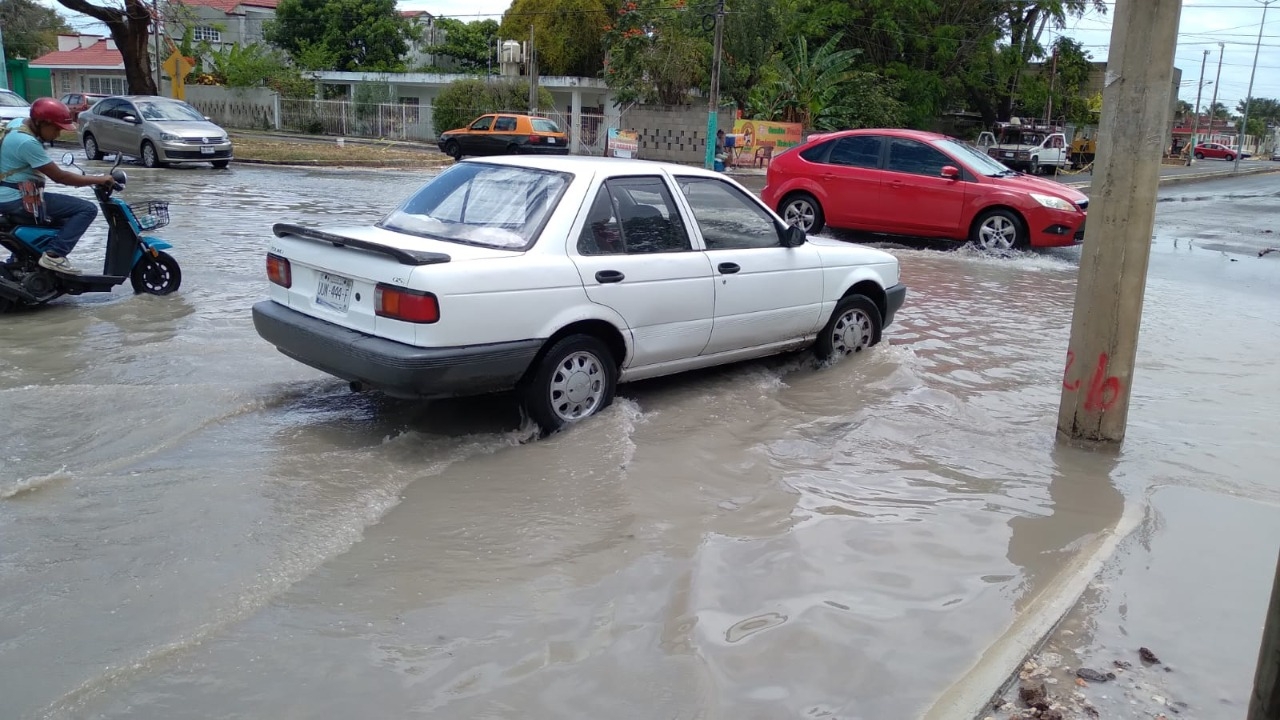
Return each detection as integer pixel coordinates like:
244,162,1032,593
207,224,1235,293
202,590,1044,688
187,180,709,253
400,9,427,17
30,39,123,69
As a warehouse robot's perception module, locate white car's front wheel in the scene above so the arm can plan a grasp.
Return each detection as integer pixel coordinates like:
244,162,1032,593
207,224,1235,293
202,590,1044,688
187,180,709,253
814,294,882,361
521,334,618,433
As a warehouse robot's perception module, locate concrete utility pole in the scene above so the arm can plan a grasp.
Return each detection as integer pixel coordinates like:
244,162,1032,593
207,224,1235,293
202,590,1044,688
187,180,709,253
527,25,537,114
1055,0,1182,443
1248,550,1280,719
153,0,164,94
0,25,9,91
1209,42,1224,134
1186,49,1207,166
703,0,725,170
1234,0,1273,173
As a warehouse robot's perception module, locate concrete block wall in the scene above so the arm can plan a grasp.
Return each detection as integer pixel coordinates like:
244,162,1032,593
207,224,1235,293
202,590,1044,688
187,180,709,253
621,104,737,164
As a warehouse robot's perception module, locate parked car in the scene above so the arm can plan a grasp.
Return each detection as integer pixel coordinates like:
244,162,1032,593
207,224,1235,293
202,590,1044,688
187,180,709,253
1271,146,1280,161
762,128,1090,251
436,113,569,161
0,90,31,124
1192,142,1248,161
59,92,108,119
252,156,907,432
77,95,232,168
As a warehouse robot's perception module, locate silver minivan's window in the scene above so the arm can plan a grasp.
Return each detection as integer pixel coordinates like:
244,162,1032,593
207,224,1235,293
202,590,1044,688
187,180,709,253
0,91,30,108
136,100,205,121
380,163,570,250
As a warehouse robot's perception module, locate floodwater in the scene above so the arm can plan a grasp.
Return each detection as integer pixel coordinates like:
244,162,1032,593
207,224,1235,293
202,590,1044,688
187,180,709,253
1,164,1277,720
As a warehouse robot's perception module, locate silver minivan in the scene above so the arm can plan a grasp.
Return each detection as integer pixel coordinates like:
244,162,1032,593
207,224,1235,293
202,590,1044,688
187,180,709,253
78,95,232,169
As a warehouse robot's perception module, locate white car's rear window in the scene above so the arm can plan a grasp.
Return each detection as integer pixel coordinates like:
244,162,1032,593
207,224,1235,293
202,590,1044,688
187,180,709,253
381,163,570,250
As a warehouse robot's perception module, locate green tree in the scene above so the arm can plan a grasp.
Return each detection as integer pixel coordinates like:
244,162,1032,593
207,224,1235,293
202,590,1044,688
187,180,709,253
499,0,611,77
747,33,903,130
603,0,708,105
203,42,313,97
0,0,72,59
266,0,411,71
53,0,157,94
720,0,783,109
1237,97,1280,125
432,18,499,73
995,0,1107,120
432,78,555,136
1011,36,1093,125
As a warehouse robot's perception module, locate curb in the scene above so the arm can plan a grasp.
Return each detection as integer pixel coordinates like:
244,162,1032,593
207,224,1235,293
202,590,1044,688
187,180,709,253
1062,164,1280,191
920,499,1147,720
231,157,448,169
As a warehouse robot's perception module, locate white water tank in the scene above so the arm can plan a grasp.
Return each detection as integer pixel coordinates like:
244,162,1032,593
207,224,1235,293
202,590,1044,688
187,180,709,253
500,40,523,64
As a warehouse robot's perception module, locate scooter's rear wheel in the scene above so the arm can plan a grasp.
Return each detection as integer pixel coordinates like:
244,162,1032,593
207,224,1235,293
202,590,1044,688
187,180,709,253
130,251,182,295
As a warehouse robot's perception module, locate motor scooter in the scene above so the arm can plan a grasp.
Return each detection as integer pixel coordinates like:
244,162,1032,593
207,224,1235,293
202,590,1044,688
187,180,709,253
0,152,181,313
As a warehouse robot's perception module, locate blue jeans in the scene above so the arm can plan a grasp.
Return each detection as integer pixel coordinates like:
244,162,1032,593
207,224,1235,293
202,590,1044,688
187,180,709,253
0,192,98,257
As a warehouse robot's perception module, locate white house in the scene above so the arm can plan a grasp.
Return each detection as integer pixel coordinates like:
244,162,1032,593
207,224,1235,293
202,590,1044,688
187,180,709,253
163,0,280,49
30,35,127,97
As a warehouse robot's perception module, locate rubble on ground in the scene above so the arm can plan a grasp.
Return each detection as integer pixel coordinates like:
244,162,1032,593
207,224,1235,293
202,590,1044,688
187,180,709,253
989,645,1189,719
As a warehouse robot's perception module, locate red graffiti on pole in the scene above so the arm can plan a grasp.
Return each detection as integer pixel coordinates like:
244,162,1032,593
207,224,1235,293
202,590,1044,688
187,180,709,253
1062,350,1122,412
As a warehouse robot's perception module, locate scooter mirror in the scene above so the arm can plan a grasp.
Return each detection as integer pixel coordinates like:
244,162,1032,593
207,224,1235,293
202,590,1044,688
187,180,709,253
61,152,75,165
111,169,128,185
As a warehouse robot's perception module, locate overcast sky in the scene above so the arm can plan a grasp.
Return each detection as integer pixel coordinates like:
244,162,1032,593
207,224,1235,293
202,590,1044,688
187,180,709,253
42,0,1279,111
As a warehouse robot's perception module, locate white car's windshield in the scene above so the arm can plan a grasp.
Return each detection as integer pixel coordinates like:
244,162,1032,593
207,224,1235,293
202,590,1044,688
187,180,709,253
136,100,205,121
934,137,1016,177
0,92,30,108
380,163,570,250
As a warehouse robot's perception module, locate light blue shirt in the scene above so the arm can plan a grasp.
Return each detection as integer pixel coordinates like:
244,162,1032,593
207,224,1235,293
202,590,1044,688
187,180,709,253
0,118,52,204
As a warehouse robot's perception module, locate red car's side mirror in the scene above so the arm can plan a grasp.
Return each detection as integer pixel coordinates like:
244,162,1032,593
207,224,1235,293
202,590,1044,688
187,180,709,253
941,165,961,180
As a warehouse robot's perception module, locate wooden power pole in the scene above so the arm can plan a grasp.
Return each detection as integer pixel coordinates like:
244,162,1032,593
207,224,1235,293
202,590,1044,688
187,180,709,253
1055,0,1182,443
1249,550,1280,720
703,0,725,170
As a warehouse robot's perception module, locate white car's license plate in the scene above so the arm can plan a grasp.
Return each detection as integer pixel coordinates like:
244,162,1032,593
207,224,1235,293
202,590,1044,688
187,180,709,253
200,145,215,155
316,272,353,312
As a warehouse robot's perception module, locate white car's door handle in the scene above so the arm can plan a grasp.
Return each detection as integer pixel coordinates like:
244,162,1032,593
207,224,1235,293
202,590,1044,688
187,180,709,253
595,269,624,284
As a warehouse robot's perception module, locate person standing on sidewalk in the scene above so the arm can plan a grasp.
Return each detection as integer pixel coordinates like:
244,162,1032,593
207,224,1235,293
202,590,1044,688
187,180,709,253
0,97,117,275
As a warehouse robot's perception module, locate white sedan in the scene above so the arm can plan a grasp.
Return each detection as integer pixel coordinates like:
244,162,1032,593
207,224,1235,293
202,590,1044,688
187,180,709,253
252,156,907,432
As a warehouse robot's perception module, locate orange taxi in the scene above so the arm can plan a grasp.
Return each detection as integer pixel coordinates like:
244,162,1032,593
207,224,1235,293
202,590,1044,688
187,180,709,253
436,113,570,160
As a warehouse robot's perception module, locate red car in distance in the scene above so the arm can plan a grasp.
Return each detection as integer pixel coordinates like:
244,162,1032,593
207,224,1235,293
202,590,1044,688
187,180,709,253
1191,142,1247,161
762,128,1090,251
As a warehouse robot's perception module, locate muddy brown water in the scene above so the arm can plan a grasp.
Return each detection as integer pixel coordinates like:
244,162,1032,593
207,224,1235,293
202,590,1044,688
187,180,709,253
2,165,1277,719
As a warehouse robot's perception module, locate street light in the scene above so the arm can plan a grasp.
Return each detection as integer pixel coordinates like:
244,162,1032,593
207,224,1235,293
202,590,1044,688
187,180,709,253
1234,0,1274,173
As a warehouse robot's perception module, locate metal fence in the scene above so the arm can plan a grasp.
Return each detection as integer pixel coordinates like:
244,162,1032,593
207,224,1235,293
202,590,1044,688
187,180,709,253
272,98,609,154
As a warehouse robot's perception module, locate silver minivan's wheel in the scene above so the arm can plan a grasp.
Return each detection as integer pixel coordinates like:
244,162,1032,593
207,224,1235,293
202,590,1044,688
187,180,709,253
83,133,103,161
814,294,882,361
521,334,617,433
141,141,164,168
1029,157,1040,175
780,192,825,234
971,209,1027,252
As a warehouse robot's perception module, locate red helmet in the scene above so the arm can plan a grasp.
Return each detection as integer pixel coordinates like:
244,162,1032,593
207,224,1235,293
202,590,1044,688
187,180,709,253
30,97,78,131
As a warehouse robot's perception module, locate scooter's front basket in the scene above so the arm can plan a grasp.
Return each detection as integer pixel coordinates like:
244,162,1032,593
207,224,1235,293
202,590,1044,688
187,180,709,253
128,200,170,231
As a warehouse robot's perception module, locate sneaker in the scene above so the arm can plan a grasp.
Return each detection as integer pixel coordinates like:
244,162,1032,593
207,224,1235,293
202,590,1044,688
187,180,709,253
38,253,82,275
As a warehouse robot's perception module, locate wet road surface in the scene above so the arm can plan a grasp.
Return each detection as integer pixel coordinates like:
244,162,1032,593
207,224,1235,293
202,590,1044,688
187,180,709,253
2,163,1277,719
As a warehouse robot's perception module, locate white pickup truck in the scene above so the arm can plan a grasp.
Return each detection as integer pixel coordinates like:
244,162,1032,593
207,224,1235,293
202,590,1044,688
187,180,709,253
977,130,1069,175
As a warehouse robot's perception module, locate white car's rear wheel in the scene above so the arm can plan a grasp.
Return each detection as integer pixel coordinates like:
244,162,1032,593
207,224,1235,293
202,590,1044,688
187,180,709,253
521,334,617,433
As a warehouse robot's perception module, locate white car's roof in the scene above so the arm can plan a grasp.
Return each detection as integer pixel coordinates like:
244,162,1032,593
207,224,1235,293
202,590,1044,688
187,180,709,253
461,154,726,180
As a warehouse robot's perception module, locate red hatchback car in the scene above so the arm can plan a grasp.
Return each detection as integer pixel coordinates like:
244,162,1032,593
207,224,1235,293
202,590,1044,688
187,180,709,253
762,129,1089,250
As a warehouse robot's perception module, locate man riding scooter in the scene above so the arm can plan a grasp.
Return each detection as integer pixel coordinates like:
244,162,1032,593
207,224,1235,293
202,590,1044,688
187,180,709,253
0,97,117,275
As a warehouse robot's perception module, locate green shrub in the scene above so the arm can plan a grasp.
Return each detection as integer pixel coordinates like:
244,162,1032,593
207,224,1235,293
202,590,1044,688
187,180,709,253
432,79,556,136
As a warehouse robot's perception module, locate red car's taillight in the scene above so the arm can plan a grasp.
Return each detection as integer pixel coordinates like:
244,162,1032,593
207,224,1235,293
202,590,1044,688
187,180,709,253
267,253,291,288
375,284,439,324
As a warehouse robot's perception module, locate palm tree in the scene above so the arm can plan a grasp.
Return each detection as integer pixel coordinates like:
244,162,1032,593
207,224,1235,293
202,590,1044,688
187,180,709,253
773,33,859,129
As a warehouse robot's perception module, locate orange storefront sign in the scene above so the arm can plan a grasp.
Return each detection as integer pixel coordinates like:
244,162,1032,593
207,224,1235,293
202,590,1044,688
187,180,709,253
730,120,803,165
